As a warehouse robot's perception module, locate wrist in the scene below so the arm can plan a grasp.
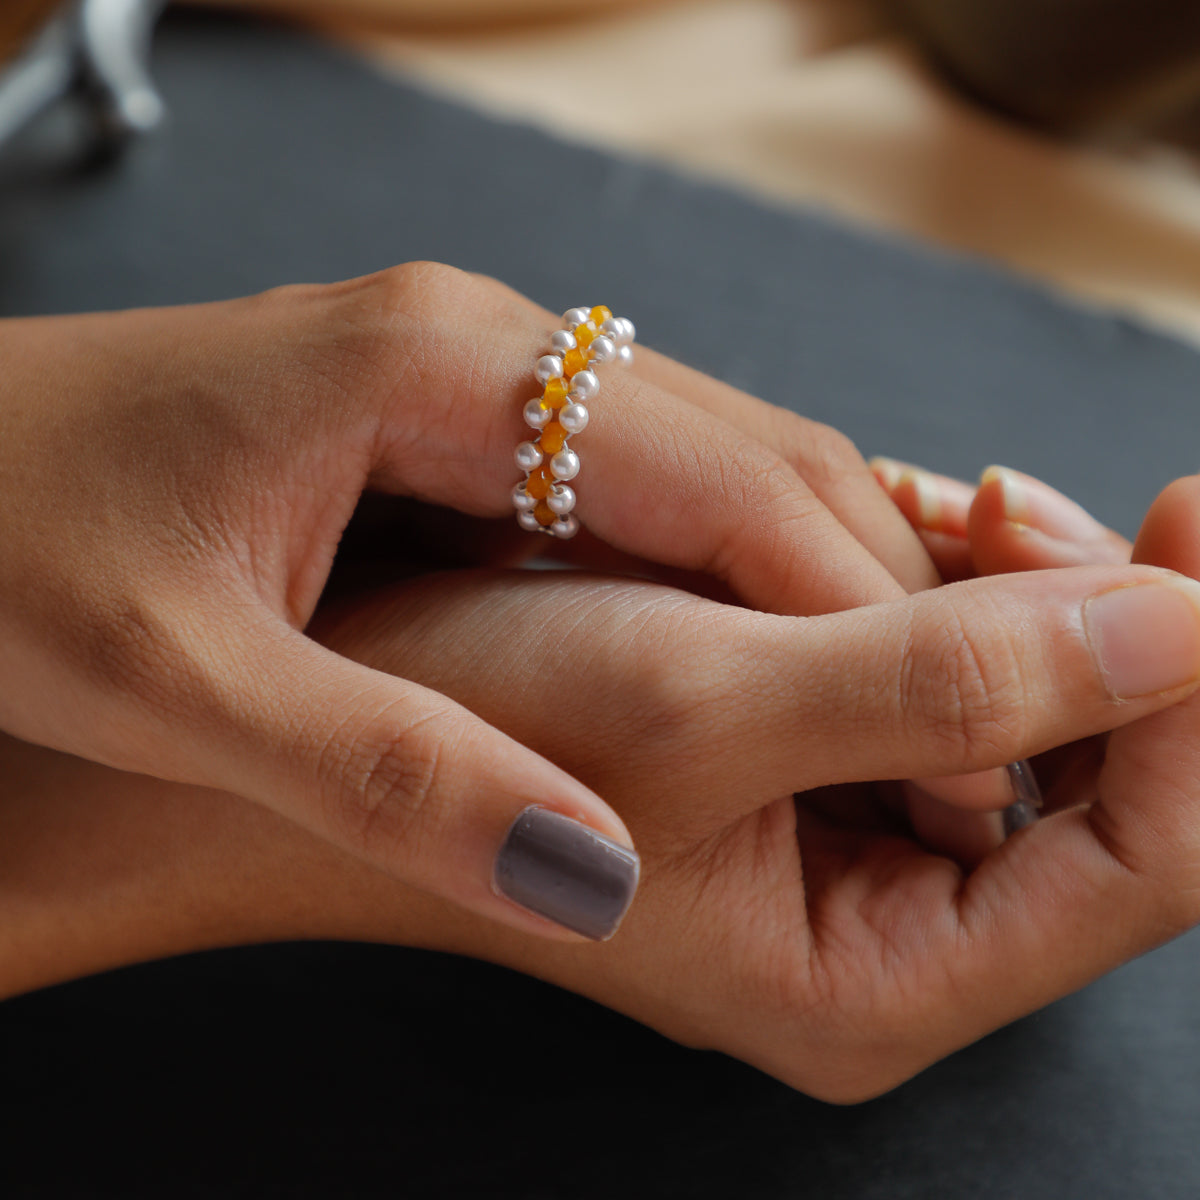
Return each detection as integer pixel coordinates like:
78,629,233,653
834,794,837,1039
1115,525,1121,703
0,734,449,998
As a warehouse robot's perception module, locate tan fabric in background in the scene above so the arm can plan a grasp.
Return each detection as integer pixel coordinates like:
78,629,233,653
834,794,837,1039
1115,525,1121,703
326,0,1200,347
8,1,1200,346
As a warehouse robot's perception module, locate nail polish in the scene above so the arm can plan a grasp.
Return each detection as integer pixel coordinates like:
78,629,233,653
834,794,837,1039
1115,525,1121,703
1003,760,1042,834
494,807,640,941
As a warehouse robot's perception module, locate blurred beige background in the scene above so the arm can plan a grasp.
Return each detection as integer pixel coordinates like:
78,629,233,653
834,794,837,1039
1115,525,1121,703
7,0,1200,346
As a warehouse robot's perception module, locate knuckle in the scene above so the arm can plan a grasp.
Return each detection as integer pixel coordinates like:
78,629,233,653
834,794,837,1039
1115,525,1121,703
357,260,477,328
775,412,865,491
323,708,455,867
699,439,835,595
70,592,204,716
293,261,482,415
905,603,1026,767
730,441,825,535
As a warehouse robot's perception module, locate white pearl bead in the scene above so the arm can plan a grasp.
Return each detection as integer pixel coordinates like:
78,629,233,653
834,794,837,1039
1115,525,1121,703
563,307,590,329
523,398,551,430
535,355,564,386
559,402,589,435
550,329,577,354
551,515,580,540
512,482,537,511
617,344,634,368
569,370,598,401
517,510,542,532
589,335,616,364
547,484,576,515
604,317,634,346
550,448,580,481
515,441,544,472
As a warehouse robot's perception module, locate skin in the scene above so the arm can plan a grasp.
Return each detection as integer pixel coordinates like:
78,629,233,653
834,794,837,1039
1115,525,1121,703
6,475,1200,1101
6,258,1200,1100
0,261,1004,944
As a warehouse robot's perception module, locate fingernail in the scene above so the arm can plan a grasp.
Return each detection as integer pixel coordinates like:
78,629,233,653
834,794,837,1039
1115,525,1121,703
980,466,1028,523
1006,759,1043,810
1003,801,1040,836
900,468,941,531
869,456,906,490
1003,760,1042,836
982,465,1106,543
1084,579,1200,699
880,464,973,535
494,807,640,941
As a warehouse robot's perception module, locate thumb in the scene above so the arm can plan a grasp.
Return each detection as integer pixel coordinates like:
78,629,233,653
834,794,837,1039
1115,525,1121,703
169,618,640,943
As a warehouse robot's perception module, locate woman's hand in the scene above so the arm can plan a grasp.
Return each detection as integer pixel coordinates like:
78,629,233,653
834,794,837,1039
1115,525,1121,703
0,263,944,940
7,480,1200,1099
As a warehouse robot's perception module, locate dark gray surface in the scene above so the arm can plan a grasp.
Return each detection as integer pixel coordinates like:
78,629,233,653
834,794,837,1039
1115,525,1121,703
3,12,1200,1198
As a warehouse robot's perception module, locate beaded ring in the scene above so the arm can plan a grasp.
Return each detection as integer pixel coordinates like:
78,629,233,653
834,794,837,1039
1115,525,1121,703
512,305,636,539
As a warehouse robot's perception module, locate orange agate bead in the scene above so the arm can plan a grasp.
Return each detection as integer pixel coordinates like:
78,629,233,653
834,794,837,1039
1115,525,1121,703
538,422,568,455
543,377,569,407
525,466,554,500
563,348,589,376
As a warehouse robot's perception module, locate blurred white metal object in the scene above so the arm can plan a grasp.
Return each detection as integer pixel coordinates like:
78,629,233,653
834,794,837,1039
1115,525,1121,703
0,0,167,154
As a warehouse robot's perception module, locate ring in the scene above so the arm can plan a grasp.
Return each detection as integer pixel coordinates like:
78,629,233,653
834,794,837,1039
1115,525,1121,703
512,305,636,539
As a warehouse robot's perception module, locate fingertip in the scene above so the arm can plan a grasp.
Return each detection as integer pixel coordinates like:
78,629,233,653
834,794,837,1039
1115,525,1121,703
878,463,973,539
977,465,1027,522
869,455,906,492
905,783,1006,867
971,466,1130,574
1133,474,1200,574
492,805,640,942
910,767,1018,812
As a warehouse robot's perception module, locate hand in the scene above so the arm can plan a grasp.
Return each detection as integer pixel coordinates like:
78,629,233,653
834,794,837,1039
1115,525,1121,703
0,262,946,940
7,492,1200,1100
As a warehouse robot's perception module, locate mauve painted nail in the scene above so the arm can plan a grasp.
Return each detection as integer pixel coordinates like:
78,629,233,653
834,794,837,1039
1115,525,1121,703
1002,759,1043,837
494,807,640,941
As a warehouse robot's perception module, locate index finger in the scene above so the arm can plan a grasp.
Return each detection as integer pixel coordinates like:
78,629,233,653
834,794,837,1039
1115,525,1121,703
352,263,903,616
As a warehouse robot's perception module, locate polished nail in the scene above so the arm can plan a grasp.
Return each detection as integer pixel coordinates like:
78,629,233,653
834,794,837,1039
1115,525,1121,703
494,807,640,941
1001,759,1042,836
1006,759,1043,811
1084,580,1200,699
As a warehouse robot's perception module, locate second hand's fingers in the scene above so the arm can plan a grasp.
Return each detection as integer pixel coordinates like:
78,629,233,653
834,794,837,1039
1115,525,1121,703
969,466,1134,574
871,457,1135,578
729,564,1200,819
870,456,977,583
880,476,1200,1084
